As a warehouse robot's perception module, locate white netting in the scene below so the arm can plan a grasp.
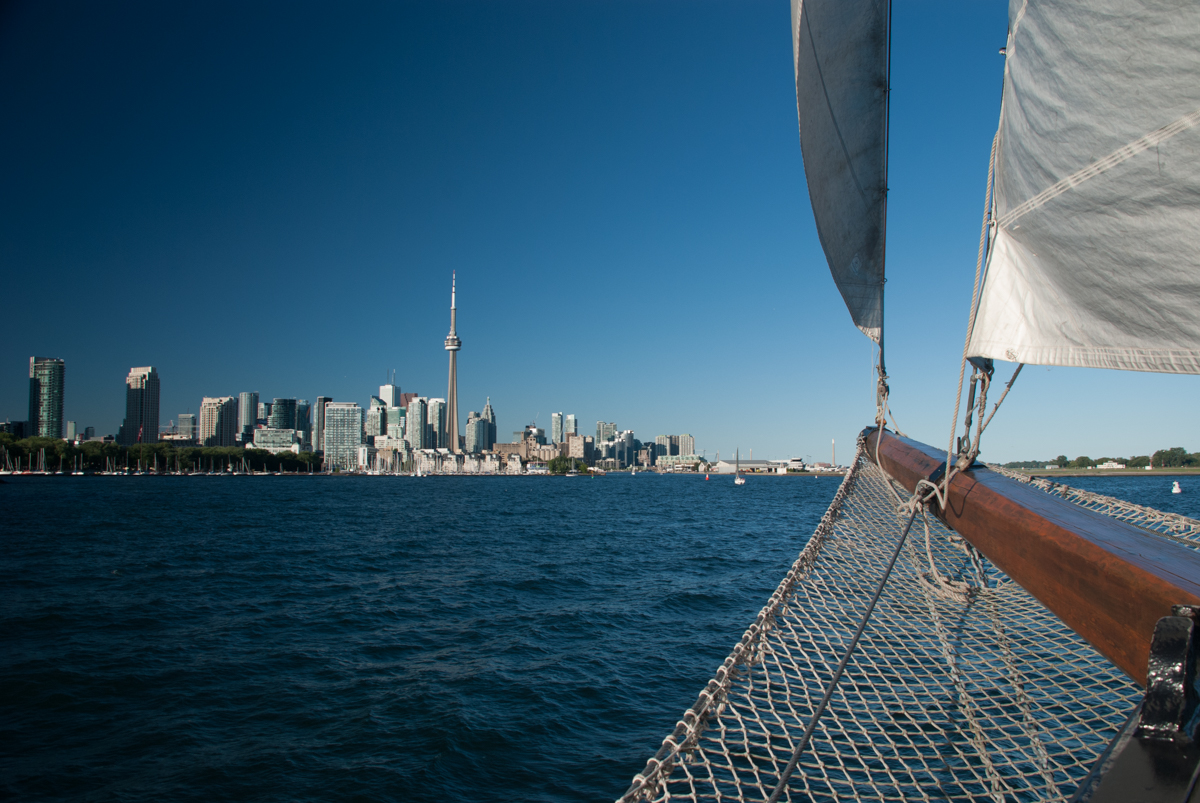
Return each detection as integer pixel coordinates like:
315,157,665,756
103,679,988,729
618,445,1144,802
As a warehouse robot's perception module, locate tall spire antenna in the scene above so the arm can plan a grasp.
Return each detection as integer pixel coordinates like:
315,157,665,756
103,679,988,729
444,272,462,452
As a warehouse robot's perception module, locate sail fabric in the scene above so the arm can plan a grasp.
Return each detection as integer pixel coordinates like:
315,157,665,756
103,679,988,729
967,0,1200,374
791,0,889,344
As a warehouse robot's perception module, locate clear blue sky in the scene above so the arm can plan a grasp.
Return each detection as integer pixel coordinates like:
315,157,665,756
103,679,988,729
2,1,1195,463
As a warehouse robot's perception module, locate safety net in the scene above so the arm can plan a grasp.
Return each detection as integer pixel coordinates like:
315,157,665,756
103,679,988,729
615,443,1199,802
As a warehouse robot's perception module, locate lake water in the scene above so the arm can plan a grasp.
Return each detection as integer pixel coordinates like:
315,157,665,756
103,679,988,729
2,472,1195,801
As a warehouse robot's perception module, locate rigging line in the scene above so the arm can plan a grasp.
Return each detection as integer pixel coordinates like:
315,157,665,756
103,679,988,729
978,363,1023,438
946,130,999,482
766,503,921,803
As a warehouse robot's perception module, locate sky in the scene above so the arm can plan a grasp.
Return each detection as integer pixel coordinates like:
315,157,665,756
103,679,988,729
1,0,1195,464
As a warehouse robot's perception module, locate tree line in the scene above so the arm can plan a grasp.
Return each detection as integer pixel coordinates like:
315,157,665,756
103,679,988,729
0,434,322,472
1003,447,1200,470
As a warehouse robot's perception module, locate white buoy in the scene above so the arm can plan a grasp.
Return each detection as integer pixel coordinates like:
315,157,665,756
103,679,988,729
1172,481,1182,494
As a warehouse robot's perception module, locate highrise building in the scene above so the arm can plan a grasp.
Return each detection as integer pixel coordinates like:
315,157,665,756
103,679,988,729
380,381,401,409
679,434,695,456
295,400,311,450
238,392,259,434
465,415,488,454
366,397,387,443
387,407,406,440
179,413,197,441
323,402,363,472
198,396,237,447
405,397,428,450
481,397,497,451
596,421,617,443
564,414,577,438
268,398,297,430
551,412,563,444
28,357,65,439
313,396,332,452
118,367,160,445
66,421,77,440
444,273,462,452
427,398,446,448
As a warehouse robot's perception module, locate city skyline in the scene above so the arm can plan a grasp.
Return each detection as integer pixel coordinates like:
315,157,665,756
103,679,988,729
1,3,1195,462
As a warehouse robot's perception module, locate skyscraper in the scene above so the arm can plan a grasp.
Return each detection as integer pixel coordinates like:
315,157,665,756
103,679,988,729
596,421,617,443
564,414,577,438
427,398,446,448
465,416,488,454
118,367,160,445
551,412,563,445
444,273,462,452
366,397,387,442
313,397,332,452
198,396,237,447
28,357,65,439
380,380,401,408
238,392,259,435
296,400,311,449
406,397,428,450
482,397,497,451
679,434,695,456
323,402,363,472
268,398,297,430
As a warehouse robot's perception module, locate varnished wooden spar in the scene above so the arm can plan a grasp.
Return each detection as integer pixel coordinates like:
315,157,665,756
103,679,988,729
863,427,1200,687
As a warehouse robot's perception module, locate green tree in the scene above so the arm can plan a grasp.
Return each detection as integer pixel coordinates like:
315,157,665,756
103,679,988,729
1071,456,1094,468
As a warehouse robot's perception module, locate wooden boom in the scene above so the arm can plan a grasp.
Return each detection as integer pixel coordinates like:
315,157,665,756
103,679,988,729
864,427,1200,687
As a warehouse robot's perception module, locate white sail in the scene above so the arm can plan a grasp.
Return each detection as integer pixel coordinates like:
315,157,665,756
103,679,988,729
967,0,1200,374
791,0,889,343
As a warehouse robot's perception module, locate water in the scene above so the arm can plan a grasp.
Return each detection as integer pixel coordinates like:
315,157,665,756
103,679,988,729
1,473,839,802
3,472,1196,801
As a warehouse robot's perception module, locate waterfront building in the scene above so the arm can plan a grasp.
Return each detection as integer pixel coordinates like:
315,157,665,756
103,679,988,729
323,402,363,472
252,428,301,454
268,398,297,430
295,400,311,450
596,421,617,443
679,434,695,457
28,356,65,439
444,273,462,452
564,414,577,438
481,397,497,450
427,398,446,448
65,421,77,440
179,414,197,441
551,412,563,444
313,396,332,452
117,366,160,445
405,397,428,450
84,426,95,440
238,392,259,435
257,402,272,424
198,396,237,447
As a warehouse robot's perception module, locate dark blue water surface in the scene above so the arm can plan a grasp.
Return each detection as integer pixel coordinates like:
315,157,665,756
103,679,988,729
2,473,841,802
4,472,1197,801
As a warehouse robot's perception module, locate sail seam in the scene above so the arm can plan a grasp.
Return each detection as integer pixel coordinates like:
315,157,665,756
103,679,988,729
998,107,1200,227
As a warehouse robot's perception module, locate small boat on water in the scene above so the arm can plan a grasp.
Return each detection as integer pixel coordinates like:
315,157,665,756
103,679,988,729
733,449,745,486
1173,481,1183,494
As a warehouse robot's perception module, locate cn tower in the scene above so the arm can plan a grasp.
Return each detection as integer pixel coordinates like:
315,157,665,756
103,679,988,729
444,272,462,452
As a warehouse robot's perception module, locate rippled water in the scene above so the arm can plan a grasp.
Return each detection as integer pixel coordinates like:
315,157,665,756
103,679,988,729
4,471,1196,801
1,473,840,802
